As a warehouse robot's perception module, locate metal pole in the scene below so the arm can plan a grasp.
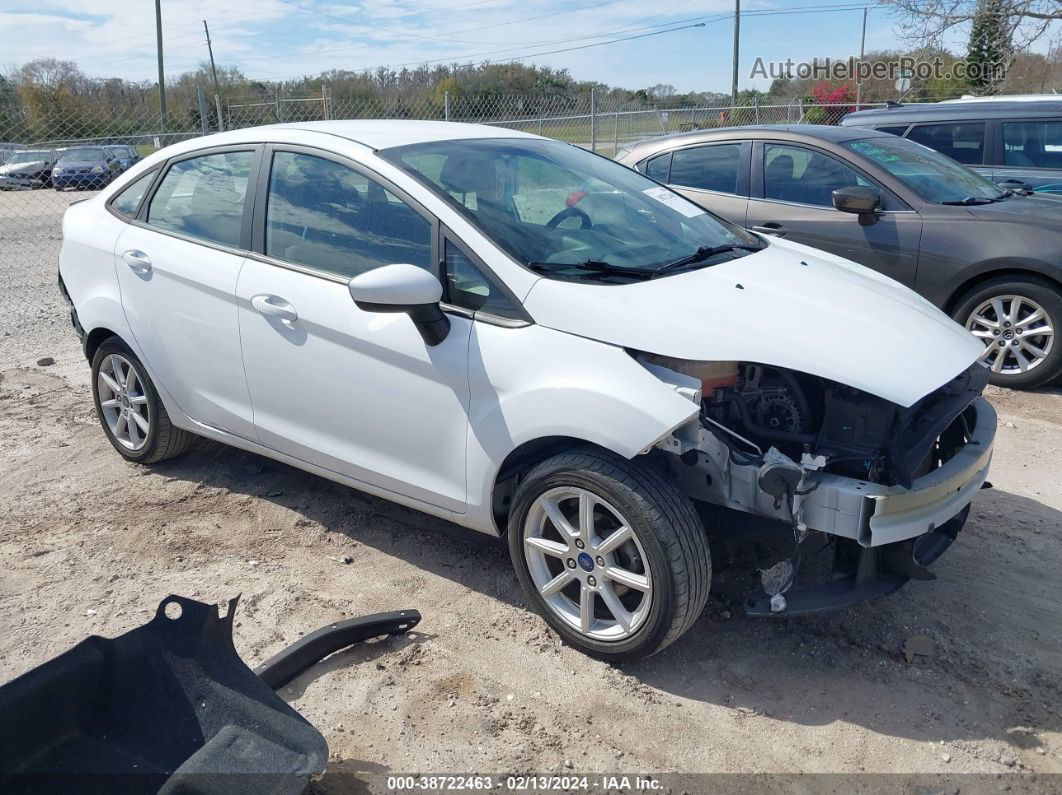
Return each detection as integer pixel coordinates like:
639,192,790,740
856,7,868,109
215,93,225,132
322,85,330,120
196,86,209,134
155,0,166,128
613,111,619,155
754,94,760,124
203,21,221,100
275,86,282,123
590,87,597,152
731,0,740,105
444,90,450,122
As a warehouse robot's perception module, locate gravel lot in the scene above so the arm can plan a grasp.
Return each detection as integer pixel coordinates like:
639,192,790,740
1,188,1061,789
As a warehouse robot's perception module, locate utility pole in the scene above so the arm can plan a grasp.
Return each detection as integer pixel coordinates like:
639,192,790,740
155,0,166,127
855,7,868,108
203,20,221,100
731,0,741,106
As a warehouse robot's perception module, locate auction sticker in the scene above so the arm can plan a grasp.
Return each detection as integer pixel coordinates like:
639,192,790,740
642,186,705,218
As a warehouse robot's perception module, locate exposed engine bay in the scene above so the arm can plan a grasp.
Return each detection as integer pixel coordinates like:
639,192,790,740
645,357,990,489
641,354,995,615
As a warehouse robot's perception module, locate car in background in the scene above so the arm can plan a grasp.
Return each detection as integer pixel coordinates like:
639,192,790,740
841,98,1062,193
0,149,59,189
59,121,995,660
53,146,123,190
107,144,141,172
0,144,22,166
617,125,1062,388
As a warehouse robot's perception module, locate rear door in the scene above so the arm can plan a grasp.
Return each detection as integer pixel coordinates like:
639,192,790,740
745,141,922,288
642,141,749,226
115,145,259,438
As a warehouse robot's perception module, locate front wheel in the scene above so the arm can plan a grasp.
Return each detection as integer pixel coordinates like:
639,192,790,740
91,337,195,463
954,276,1062,389
507,448,710,661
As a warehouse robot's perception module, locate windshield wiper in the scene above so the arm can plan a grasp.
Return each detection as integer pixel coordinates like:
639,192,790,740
940,196,995,206
657,244,761,275
526,260,658,280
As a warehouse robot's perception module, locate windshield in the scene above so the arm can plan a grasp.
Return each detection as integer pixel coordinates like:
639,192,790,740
9,151,51,164
845,136,1002,203
380,138,763,281
60,147,107,162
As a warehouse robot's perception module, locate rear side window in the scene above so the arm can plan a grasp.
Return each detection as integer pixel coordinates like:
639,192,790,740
906,122,985,165
110,170,156,218
1002,121,1062,169
875,125,909,136
265,151,432,279
645,153,671,182
147,151,253,248
669,144,742,193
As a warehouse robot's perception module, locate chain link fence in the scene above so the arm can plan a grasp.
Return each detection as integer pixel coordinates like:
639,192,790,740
0,90,919,346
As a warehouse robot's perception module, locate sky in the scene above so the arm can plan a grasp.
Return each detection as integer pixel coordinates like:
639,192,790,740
0,0,1001,94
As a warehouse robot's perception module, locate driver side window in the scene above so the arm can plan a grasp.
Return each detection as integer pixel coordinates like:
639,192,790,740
763,144,873,208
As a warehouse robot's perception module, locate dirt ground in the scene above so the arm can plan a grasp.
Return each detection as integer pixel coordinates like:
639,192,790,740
1,189,1061,790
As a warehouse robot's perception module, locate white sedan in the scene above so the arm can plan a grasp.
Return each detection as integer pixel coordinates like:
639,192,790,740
59,121,995,660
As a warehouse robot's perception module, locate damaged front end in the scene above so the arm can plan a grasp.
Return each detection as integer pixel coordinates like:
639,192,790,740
643,356,995,616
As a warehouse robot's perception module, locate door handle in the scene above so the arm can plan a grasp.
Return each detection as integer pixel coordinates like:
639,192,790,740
750,223,788,237
251,294,299,324
122,250,152,273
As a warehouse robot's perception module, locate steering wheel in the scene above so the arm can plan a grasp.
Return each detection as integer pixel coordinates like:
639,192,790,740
545,206,592,230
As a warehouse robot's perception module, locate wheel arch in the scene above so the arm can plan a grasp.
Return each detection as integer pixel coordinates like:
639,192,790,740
944,265,1062,316
84,326,126,361
489,436,619,535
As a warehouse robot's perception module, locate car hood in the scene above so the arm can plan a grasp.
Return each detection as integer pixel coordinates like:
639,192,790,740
521,237,982,407
962,192,1062,222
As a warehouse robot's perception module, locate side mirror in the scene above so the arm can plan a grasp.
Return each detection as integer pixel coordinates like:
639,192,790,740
832,185,881,214
1000,178,1034,194
348,264,450,346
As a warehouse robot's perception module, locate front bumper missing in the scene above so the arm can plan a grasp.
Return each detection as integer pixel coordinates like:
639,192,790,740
801,397,995,547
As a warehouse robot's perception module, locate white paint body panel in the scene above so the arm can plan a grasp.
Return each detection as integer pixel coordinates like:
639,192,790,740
523,234,982,407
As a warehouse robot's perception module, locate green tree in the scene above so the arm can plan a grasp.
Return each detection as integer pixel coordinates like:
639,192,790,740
965,0,1012,92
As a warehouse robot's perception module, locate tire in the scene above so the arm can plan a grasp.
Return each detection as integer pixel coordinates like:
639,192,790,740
507,447,710,661
952,276,1062,389
90,337,194,464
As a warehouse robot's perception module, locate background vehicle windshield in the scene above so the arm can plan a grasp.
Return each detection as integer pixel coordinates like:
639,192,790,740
382,137,762,280
845,137,1002,203
60,147,107,162
8,151,51,164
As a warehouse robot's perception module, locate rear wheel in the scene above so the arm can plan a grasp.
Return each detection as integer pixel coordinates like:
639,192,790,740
954,276,1062,389
91,338,194,463
507,448,710,661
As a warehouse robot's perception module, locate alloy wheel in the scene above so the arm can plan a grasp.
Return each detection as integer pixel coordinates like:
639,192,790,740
523,487,652,641
97,353,151,451
966,294,1054,375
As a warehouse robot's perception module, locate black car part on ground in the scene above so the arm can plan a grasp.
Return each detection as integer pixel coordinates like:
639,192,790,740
0,594,420,795
704,362,989,488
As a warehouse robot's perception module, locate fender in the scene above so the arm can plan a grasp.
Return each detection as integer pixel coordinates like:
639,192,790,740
462,322,700,534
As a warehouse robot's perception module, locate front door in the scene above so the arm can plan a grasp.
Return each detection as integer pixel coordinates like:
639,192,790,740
236,147,472,512
115,147,258,438
745,142,922,288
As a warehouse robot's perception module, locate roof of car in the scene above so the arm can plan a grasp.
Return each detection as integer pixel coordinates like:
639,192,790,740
843,99,1062,125
247,120,539,150
622,124,890,156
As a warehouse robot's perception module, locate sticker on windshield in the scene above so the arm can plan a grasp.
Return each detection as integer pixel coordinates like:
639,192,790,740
642,186,706,218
